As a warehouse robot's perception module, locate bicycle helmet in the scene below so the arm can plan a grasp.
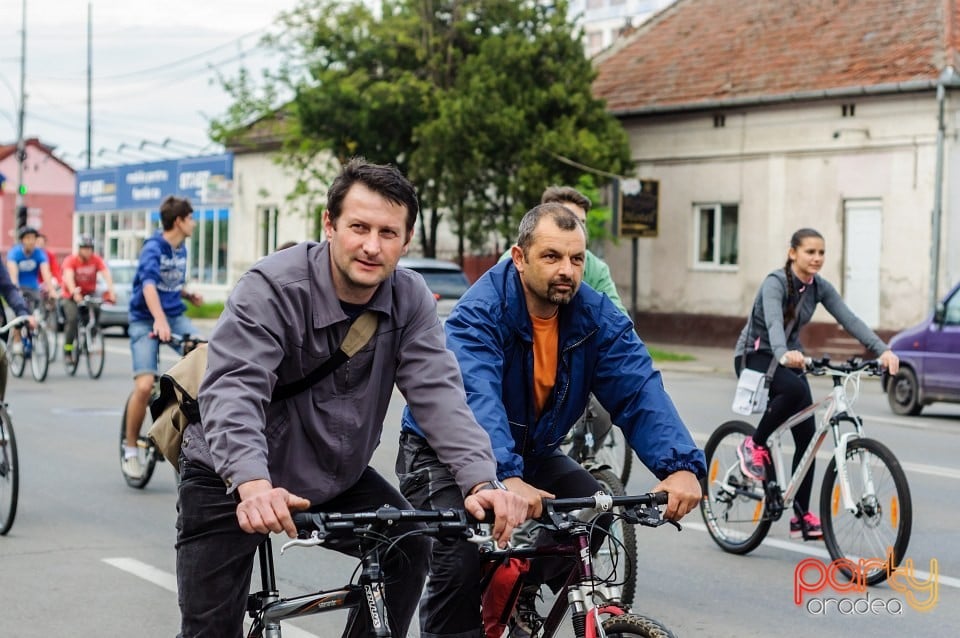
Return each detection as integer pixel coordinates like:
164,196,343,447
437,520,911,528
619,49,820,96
17,226,38,240
78,235,95,248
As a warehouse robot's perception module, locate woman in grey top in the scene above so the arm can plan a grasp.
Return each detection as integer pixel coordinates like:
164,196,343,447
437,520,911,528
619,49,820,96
733,228,899,541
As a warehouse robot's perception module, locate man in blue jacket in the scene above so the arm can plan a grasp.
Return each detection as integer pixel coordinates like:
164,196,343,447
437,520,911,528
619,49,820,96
399,202,705,638
122,195,203,479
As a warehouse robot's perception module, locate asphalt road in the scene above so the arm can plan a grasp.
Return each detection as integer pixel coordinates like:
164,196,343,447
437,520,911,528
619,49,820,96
0,333,957,637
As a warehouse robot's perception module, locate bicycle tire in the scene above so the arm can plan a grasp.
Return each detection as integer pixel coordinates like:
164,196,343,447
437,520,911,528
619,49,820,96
86,326,105,379
43,306,58,363
820,437,912,586
590,468,638,608
63,336,80,376
0,408,19,535
120,391,159,489
30,325,49,382
601,613,676,638
699,420,772,554
7,329,25,378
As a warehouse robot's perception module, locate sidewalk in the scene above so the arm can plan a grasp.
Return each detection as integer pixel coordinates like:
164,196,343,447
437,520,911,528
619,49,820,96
646,341,733,376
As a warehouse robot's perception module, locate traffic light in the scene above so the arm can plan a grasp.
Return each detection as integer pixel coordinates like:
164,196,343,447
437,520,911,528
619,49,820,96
16,206,27,232
18,183,27,196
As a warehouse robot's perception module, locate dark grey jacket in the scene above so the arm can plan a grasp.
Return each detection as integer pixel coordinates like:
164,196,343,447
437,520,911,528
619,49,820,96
734,269,888,362
184,241,496,504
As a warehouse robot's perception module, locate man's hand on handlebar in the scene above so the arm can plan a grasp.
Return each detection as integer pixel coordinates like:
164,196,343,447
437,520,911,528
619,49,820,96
502,476,554,520
651,470,701,521
236,479,312,538
464,487,528,549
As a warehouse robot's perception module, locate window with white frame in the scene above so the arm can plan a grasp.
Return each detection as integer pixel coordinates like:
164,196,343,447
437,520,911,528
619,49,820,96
694,203,739,266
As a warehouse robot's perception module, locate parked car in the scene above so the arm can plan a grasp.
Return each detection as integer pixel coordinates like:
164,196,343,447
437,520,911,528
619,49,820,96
884,280,960,415
397,257,472,320
99,260,138,334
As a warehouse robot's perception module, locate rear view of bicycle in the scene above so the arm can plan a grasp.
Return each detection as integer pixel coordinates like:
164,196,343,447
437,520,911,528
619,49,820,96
700,357,912,585
63,296,105,379
5,309,49,382
0,316,29,535
119,332,203,488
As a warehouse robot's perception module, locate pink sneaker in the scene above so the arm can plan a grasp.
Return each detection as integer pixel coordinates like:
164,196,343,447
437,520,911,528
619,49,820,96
736,438,769,481
790,512,824,541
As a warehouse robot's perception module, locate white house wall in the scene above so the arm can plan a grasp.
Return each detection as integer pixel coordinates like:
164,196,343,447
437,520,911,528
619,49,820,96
602,93,950,330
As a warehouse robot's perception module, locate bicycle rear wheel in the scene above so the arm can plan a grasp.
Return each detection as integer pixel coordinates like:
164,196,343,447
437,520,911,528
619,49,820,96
7,329,25,378
43,305,58,363
120,391,159,489
699,420,772,554
601,613,676,638
85,325,105,379
0,408,19,535
590,468,637,608
31,325,49,382
820,437,912,586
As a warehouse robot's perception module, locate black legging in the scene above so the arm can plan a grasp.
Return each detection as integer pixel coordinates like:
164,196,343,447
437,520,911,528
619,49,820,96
734,351,815,517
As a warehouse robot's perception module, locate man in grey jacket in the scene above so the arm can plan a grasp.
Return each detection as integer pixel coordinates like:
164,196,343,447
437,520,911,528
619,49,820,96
176,158,526,638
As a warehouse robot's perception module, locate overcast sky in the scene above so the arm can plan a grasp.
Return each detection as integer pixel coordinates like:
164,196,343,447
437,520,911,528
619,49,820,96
0,0,303,169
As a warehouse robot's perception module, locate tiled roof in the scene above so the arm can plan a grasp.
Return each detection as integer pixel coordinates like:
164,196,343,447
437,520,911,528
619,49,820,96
594,0,958,115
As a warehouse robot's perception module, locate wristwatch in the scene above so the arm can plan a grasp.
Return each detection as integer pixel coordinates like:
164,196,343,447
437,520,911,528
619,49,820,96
473,479,508,494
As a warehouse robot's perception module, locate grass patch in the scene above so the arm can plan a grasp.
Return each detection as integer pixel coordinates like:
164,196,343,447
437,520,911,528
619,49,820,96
647,346,696,362
185,301,225,319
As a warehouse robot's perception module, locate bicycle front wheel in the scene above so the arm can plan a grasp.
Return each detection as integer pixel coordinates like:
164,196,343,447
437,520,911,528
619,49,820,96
590,468,637,608
0,408,19,535
43,307,58,363
7,330,25,378
85,326,105,379
31,326,49,382
601,613,676,638
820,437,912,586
120,391,159,489
699,420,772,554
592,407,633,485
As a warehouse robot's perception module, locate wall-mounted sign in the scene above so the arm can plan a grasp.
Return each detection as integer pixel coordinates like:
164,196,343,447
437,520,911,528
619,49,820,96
620,178,659,238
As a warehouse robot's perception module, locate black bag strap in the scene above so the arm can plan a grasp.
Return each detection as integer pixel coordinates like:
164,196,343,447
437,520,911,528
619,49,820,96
742,287,805,382
271,311,378,402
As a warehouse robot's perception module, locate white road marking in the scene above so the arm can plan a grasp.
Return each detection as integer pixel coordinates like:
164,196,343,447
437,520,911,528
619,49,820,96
102,558,321,638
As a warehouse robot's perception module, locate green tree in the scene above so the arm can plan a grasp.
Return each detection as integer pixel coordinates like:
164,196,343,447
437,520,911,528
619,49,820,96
213,0,632,257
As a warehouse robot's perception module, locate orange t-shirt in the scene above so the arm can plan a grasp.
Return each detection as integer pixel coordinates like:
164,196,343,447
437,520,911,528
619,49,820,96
531,313,559,417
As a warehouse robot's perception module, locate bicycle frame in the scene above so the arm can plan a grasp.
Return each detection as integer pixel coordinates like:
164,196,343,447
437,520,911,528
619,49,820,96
762,365,871,517
248,540,391,638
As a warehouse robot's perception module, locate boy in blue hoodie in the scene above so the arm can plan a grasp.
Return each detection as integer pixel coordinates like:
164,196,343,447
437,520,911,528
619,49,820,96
122,195,203,479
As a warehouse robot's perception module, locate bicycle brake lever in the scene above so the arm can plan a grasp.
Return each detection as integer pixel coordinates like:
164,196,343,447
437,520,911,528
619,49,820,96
623,505,682,531
280,531,325,554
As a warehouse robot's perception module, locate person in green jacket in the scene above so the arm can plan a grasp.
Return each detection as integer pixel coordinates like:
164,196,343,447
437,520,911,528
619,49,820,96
501,185,628,317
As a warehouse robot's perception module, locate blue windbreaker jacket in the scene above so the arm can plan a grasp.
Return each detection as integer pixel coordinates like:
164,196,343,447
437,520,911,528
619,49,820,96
401,259,705,481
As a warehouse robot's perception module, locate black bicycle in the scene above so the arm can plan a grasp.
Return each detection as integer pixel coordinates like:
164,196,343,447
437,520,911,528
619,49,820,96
63,296,106,379
480,492,678,638
247,506,476,637
119,333,204,489
0,316,29,535
5,307,49,383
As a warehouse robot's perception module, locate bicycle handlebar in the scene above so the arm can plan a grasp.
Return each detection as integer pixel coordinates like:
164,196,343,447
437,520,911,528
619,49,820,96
804,356,883,375
542,491,668,513
0,315,30,335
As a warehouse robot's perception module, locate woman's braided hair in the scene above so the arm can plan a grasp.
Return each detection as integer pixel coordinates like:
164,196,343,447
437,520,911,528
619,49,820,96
783,228,823,324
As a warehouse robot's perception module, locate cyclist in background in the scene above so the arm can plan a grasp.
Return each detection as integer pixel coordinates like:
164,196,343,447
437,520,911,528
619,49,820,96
734,227,899,541
5,226,56,354
60,235,116,366
0,264,35,401
35,232,62,290
121,196,203,479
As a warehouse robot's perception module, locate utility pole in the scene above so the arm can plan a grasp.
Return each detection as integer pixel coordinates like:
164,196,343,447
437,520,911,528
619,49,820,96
15,0,28,231
86,1,93,169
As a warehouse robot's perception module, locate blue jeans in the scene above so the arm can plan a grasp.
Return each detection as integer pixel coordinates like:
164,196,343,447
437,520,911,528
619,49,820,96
129,315,197,377
175,459,431,638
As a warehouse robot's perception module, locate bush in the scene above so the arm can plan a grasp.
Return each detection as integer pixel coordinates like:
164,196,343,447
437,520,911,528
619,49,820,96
185,301,225,319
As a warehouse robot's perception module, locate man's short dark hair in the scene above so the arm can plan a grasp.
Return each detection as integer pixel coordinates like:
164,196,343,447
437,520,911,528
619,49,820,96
160,196,194,231
325,157,419,232
516,202,585,258
541,186,591,214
